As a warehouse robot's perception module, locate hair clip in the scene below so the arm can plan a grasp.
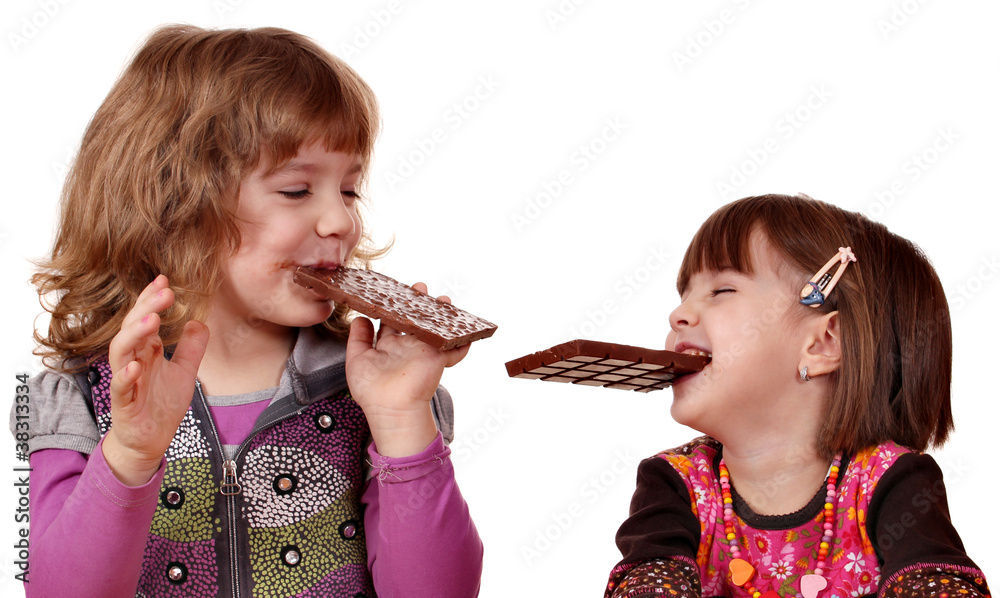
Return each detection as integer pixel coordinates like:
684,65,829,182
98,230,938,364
799,247,857,308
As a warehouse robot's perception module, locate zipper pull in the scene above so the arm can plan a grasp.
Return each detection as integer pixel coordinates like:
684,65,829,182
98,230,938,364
221,459,242,496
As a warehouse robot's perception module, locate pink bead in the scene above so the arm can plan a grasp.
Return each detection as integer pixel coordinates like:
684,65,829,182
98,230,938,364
824,523,833,530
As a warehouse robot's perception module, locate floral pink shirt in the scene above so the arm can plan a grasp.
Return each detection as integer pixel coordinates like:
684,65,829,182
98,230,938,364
672,438,894,596
607,436,989,598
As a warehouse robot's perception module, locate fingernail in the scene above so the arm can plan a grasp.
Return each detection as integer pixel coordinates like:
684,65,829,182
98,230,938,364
142,314,150,324
156,289,164,298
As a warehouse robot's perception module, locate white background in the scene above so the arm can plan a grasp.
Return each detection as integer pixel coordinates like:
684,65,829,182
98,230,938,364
1,0,997,595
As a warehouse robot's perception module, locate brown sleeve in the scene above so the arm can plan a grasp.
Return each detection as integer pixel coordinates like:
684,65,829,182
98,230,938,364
605,557,701,598
868,453,990,597
606,456,703,596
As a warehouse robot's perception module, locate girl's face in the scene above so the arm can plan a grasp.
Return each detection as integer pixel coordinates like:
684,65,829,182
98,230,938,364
666,234,814,440
211,142,364,337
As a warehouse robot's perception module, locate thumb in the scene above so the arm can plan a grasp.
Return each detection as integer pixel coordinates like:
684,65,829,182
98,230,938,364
443,342,472,368
170,320,210,375
346,317,375,364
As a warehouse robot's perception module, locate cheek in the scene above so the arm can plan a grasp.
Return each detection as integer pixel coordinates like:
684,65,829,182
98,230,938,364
347,211,364,251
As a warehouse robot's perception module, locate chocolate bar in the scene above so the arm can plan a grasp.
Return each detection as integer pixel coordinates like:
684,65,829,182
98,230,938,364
293,266,497,350
505,339,709,393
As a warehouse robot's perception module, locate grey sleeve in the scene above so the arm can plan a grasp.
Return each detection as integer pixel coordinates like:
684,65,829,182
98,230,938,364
9,368,101,455
430,385,455,445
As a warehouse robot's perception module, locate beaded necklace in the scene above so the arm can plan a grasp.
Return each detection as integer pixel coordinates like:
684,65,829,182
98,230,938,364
719,453,843,598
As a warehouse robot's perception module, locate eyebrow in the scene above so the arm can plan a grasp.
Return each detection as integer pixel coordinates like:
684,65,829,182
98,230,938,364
271,159,363,177
677,266,744,295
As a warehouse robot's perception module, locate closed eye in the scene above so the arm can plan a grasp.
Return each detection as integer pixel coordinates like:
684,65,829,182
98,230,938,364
279,189,311,200
711,288,735,297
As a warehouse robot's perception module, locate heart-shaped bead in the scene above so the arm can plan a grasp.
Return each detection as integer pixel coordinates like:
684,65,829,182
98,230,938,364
729,558,755,586
800,574,828,598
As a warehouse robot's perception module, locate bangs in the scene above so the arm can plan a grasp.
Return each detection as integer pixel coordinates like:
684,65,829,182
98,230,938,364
245,29,380,174
676,195,845,296
676,200,766,294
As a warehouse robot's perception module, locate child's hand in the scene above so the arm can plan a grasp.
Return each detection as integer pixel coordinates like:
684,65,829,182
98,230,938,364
103,275,209,486
345,282,470,457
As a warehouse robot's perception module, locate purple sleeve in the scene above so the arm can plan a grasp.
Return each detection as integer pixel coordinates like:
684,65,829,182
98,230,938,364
25,438,165,598
362,431,483,598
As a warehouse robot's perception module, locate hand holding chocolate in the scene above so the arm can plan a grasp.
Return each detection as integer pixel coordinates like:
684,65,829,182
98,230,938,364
505,339,710,392
293,266,498,351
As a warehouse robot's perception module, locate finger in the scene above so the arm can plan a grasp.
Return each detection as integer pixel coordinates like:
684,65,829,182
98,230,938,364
436,295,452,305
121,275,172,329
170,321,210,376
411,282,428,295
109,359,142,409
109,311,163,374
375,321,399,341
346,317,376,362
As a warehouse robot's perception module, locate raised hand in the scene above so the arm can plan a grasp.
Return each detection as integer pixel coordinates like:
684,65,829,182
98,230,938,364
345,282,470,457
102,275,209,486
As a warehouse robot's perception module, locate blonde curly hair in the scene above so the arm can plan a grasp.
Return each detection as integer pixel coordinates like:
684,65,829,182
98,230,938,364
34,25,386,370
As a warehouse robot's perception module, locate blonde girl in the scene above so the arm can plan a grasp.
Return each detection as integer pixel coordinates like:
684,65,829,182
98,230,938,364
16,25,482,597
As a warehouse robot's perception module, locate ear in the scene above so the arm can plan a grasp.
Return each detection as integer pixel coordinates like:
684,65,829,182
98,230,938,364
800,310,842,377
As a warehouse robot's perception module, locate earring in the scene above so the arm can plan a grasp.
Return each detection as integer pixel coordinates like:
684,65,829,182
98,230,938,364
800,366,810,382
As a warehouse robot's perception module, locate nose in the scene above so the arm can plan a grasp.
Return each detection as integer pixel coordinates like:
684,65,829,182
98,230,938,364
316,193,357,239
668,298,697,333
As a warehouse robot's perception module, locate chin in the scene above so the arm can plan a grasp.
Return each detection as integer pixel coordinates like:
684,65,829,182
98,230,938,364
276,303,336,329
669,392,695,424
669,386,715,436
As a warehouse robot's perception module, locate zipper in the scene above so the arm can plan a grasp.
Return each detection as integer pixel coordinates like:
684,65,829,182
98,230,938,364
196,380,242,598
196,376,343,598
221,459,241,496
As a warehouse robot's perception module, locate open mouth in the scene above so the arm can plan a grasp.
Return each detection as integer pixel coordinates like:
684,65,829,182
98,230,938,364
673,347,712,386
304,261,342,272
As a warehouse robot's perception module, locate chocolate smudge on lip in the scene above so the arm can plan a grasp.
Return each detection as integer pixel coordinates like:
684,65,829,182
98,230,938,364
273,260,297,273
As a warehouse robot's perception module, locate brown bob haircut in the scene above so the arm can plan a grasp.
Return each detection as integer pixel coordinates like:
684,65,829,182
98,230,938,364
34,25,383,370
677,194,952,456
